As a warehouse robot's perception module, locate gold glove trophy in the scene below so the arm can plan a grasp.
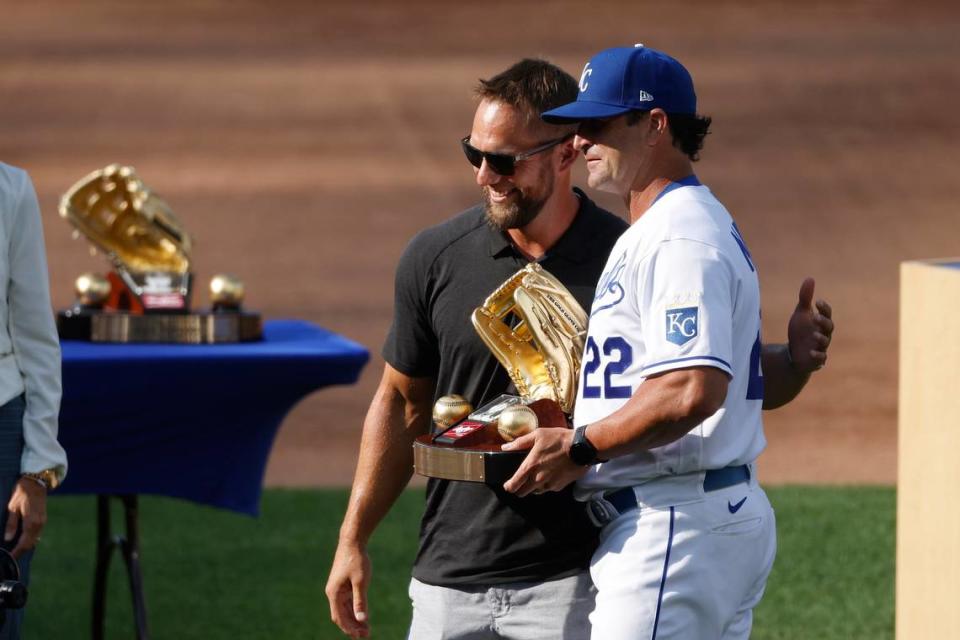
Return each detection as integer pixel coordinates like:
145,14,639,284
56,164,262,343
413,263,587,485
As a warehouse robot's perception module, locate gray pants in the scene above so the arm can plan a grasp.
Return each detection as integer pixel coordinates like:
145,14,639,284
407,571,594,640
0,396,30,640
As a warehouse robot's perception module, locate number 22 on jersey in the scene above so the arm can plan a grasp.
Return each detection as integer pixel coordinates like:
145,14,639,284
583,333,764,402
582,336,633,399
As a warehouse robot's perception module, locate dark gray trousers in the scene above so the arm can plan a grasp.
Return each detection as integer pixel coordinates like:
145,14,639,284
0,395,32,640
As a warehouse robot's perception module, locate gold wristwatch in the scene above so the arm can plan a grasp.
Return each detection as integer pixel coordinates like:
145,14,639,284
21,469,60,491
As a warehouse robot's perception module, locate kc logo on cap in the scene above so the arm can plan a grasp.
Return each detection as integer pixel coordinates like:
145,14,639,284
579,63,593,92
543,45,697,123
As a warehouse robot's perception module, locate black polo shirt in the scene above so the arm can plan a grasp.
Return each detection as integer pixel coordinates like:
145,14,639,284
384,188,628,586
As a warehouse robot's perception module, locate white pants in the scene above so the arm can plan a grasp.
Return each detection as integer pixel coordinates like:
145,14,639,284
589,477,776,639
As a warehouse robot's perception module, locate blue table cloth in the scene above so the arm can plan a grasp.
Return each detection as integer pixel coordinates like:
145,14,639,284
56,319,369,515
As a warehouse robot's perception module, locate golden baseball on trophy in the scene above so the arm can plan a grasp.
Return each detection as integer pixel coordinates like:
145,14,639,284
497,405,539,442
432,394,473,429
75,272,111,307
210,274,245,308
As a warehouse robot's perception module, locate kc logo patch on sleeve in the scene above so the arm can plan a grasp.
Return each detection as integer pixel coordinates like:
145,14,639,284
666,306,699,346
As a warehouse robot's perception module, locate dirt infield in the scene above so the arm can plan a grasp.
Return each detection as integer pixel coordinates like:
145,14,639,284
4,1,958,486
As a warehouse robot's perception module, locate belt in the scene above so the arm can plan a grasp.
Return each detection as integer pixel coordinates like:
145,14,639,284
588,465,751,527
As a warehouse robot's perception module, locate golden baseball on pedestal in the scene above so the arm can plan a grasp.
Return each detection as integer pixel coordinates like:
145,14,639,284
210,274,245,307
75,273,111,306
432,394,473,429
497,405,538,442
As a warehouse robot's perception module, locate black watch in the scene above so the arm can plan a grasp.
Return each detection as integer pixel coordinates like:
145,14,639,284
569,425,601,466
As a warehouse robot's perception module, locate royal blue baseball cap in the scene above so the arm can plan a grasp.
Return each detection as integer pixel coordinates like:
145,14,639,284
542,44,697,123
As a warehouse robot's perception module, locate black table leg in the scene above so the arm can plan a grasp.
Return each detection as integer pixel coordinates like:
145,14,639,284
92,496,111,640
92,495,150,640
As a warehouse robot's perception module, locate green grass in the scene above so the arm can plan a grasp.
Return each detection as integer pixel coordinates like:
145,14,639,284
754,486,895,640
25,486,893,639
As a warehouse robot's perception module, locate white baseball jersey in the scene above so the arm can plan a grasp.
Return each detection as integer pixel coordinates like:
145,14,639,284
573,177,766,498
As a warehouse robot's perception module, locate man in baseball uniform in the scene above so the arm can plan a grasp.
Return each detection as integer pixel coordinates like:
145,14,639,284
503,45,833,638
328,56,832,639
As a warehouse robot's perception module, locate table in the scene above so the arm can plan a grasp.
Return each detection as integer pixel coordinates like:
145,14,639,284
56,319,369,639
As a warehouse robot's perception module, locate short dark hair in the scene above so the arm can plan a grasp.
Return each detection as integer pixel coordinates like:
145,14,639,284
625,110,712,161
475,59,579,132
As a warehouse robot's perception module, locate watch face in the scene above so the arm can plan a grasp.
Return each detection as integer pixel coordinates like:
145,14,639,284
27,470,59,490
570,428,596,466
572,444,594,466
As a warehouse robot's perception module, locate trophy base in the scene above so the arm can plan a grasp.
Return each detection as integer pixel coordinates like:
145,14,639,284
413,434,526,485
57,309,262,344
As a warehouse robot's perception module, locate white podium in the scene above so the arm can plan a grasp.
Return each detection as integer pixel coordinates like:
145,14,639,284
897,259,960,638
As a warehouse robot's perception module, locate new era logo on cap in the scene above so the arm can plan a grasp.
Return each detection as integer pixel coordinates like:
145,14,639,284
543,45,697,123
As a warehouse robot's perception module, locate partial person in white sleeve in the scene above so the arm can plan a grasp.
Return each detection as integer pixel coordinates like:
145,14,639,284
0,162,67,639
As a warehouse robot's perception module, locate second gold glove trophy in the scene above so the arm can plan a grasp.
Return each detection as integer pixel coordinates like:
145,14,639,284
412,264,586,485
56,165,261,343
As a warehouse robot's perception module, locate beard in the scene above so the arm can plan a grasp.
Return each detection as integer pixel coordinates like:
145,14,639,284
482,169,554,231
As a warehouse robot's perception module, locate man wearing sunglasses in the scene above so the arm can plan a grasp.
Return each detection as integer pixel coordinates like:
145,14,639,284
327,58,622,640
500,45,834,639
326,56,832,640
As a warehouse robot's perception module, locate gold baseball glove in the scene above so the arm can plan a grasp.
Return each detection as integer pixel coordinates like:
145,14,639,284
59,164,191,275
471,263,588,414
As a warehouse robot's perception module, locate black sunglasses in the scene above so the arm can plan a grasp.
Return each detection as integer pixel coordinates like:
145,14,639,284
460,133,574,176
